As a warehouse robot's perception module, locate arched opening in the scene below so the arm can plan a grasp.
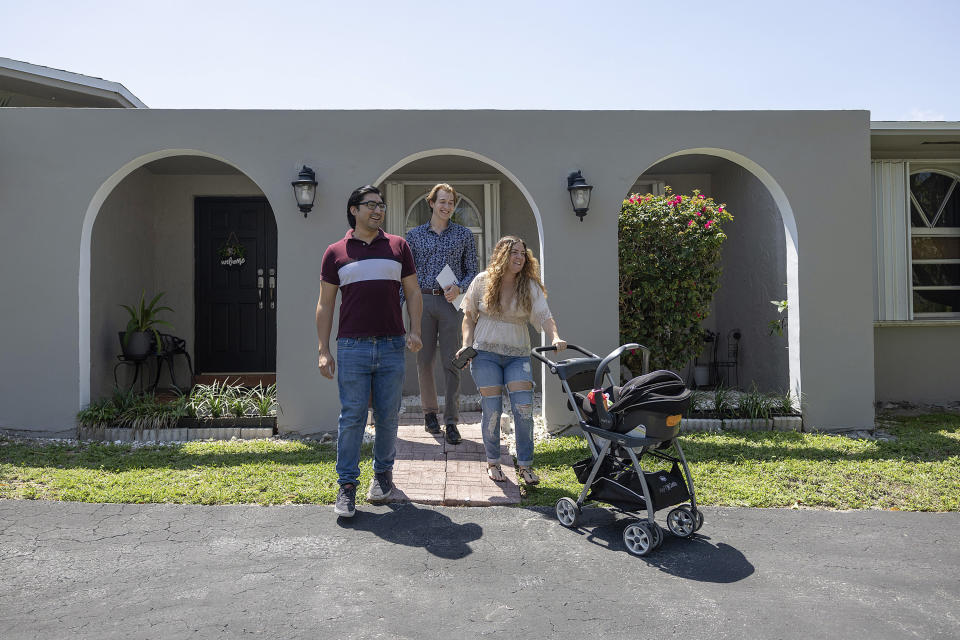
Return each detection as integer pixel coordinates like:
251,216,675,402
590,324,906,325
373,149,545,400
626,148,800,398
80,150,279,404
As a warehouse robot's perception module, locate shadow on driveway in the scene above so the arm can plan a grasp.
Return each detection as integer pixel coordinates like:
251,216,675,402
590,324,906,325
336,502,483,560
532,506,755,583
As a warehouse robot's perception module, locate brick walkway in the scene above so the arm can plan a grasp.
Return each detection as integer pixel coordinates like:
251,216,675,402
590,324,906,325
388,412,521,506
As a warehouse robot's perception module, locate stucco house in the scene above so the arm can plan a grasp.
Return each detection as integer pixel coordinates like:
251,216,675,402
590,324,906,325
1,58,957,437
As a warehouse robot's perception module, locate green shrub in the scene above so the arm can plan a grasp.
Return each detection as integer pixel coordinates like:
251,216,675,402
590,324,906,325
619,187,733,373
737,385,771,420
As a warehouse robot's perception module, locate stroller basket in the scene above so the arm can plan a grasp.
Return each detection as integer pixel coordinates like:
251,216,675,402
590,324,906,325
573,457,690,511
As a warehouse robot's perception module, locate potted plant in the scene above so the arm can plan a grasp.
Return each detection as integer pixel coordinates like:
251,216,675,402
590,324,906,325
119,290,174,361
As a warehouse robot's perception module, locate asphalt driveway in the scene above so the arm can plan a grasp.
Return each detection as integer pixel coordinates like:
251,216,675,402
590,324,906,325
1,500,957,639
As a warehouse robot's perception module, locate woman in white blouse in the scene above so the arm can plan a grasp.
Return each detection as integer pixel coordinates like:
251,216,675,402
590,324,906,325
457,236,566,484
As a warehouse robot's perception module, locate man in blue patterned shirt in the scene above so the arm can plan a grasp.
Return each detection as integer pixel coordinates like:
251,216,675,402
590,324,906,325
406,183,479,444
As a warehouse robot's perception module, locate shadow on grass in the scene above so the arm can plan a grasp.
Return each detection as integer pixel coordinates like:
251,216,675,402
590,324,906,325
534,415,960,469
0,439,345,472
337,502,482,559
524,506,754,583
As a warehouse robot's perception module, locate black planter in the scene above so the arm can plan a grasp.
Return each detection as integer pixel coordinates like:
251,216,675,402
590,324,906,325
119,331,153,361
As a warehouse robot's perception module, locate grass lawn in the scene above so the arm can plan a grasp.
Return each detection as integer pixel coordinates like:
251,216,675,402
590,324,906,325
1,414,958,511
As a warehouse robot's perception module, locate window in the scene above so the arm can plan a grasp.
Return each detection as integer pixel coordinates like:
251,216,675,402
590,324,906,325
383,180,500,268
405,193,487,268
909,170,960,316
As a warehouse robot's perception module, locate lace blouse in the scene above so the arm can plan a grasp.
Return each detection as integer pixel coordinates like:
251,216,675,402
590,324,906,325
460,271,553,357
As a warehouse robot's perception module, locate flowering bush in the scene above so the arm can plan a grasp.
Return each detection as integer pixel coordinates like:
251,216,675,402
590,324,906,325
619,187,733,373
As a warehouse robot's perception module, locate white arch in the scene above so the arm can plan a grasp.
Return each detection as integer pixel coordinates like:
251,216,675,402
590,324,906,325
372,148,546,273
373,147,551,413
642,147,801,398
78,149,270,407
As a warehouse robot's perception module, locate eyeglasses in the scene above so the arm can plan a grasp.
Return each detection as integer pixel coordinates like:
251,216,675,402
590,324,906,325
358,201,387,212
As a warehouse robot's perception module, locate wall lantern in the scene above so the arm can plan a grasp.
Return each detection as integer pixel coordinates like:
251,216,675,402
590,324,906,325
567,170,594,221
291,165,318,217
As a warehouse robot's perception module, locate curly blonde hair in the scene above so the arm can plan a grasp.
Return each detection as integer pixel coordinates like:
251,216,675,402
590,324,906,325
482,236,546,315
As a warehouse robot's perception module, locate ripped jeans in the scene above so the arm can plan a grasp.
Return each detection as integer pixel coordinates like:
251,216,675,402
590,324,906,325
468,350,535,467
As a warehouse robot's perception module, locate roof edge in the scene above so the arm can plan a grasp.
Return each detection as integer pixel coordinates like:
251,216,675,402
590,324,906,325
0,57,147,108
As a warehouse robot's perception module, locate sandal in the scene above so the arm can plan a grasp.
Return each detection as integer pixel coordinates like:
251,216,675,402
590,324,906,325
487,463,507,482
517,466,540,485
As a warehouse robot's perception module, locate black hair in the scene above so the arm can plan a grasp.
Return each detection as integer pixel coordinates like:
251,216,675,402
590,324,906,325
346,185,384,229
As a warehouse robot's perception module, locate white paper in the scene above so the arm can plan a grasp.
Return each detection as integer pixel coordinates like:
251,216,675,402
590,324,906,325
435,264,464,308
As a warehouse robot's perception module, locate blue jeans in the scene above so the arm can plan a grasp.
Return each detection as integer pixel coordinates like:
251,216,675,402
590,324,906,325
469,350,536,467
335,336,406,486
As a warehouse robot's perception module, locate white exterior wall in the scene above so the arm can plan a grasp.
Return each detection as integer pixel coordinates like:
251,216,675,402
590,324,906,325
0,109,873,434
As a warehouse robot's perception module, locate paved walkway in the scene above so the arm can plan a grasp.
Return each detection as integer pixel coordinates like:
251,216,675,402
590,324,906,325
392,412,521,506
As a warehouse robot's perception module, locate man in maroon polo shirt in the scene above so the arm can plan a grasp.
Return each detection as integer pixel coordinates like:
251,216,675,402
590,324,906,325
316,185,423,518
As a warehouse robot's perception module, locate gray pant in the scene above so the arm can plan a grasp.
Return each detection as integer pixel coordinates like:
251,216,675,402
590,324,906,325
417,294,462,424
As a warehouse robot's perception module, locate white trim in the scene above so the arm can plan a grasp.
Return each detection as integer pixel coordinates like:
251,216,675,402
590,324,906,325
907,165,960,319
875,320,960,327
381,176,502,267
651,147,802,400
372,148,544,409
872,161,910,321
384,182,405,237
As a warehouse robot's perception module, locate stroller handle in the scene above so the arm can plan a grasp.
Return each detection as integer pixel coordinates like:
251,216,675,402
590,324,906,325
531,343,598,365
593,343,648,429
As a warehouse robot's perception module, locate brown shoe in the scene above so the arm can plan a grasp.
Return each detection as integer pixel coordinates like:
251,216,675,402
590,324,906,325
517,466,540,485
487,463,506,482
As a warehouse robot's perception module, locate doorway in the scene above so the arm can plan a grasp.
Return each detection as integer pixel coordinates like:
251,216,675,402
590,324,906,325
194,197,277,373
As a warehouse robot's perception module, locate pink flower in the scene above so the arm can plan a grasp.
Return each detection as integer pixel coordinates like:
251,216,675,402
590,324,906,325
705,219,714,229
697,208,703,216
698,194,705,199
629,195,639,204
687,220,695,227
718,206,724,213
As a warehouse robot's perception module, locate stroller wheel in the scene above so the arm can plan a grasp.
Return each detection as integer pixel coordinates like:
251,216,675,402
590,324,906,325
555,497,581,528
694,509,704,531
623,521,656,557
650,521,664,548
667,506,697,538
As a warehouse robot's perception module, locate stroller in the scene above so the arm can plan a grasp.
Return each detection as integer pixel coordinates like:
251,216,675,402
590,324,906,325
532,343,702,556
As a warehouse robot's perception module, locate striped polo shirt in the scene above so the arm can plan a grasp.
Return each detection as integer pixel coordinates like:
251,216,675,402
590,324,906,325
320,229,416,338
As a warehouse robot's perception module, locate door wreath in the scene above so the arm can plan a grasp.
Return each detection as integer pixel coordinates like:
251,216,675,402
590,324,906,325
218,232,247,269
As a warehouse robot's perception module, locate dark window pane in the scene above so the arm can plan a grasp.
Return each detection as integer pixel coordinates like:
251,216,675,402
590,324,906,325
912,264,960,286
911,202,928,227
938,184,960,227
910,172,955,226
914,289,960,314
912,236,960,259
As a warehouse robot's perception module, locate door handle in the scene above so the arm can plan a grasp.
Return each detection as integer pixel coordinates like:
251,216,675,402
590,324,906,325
268,268,276,310
257,268,264,309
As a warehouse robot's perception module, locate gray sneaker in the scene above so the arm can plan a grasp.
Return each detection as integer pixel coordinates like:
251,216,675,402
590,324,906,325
366,470,394,503
334,483,356,517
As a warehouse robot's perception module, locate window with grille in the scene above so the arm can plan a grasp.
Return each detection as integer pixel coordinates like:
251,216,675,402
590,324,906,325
405,193,486,269
909,170,960,316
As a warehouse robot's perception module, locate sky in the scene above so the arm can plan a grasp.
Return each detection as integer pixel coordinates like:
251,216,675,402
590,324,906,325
3,0,959,120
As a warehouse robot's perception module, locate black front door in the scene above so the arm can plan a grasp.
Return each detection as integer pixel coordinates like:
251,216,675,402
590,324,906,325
195,197,277,373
